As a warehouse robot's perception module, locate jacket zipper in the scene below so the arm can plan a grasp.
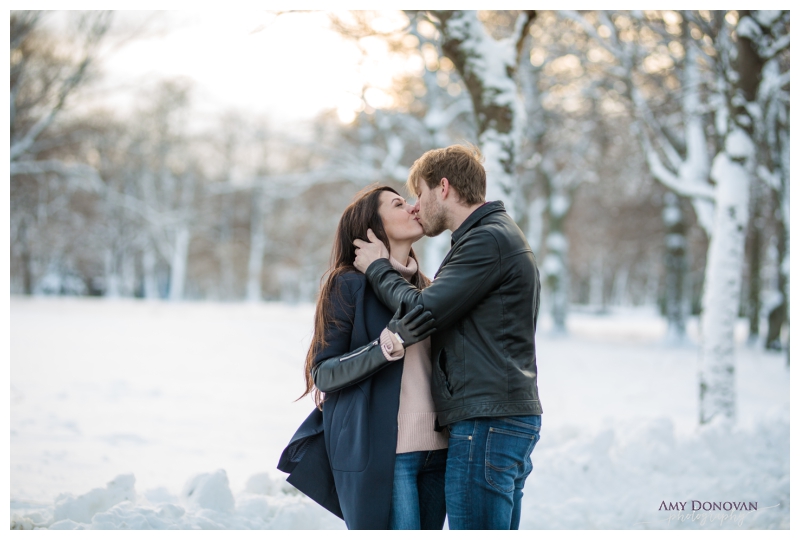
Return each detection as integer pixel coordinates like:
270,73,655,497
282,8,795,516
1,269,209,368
338,339,379,361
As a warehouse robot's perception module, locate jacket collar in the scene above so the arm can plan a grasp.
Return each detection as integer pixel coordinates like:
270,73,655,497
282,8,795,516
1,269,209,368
450,200,506,245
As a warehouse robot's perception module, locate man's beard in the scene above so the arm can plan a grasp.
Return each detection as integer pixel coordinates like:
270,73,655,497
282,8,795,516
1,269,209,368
421,197,448,237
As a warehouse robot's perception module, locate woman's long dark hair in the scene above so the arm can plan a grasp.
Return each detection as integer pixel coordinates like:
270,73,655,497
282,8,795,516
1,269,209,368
300,184,430,408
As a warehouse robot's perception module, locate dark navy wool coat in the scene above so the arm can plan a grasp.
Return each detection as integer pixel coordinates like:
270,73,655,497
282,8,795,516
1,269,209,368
278,272,402,530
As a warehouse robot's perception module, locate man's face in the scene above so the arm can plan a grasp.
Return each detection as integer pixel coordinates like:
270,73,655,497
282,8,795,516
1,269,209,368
414,178,448,237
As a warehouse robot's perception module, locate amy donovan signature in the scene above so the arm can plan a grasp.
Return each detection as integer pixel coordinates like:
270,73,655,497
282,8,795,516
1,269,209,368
635,500,780,527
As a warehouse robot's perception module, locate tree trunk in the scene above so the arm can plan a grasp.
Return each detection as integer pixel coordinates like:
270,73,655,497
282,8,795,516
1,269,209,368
217,195,235,300
19,221,34,295
103,248,121,298
168,226,190,301
663,192,688,342
246,186,267,303
589,257,604,311
746,186,762,343
142,242,159,299
699,129,754,424
611,267,629,306
121,249,136,297
167,173,195,302
544,190,570,332
517,25,570,332
765,189,787,351
21,249,34,295
697,11,765,424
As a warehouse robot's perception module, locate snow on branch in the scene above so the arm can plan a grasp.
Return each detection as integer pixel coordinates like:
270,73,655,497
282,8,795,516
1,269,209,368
757,164,782,192
10,12,111,162
10,160,104,192
424,98,471,133
630,89,684,173
635,124,715,203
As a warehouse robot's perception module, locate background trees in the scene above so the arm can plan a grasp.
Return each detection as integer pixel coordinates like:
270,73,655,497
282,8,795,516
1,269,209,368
556,10,789,423
9,10,789,382
10,11,111,295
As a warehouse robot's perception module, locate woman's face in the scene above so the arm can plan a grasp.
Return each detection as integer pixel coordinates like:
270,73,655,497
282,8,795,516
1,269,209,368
377,191,424,244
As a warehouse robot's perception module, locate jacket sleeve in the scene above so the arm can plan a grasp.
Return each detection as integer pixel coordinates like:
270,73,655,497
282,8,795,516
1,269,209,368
364,229,502,332
311,275,395,393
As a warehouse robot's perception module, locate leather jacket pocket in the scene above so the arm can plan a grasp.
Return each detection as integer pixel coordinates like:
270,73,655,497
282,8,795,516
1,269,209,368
433,348,453,399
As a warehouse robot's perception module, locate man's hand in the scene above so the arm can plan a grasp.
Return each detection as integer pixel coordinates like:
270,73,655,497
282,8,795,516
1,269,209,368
387,303,436,347
353,229,389,273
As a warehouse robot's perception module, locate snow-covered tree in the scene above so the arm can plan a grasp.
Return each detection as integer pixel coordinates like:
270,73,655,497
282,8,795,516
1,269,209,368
738,11,790,354
698,9,788,420
563,10,789,423
560,10,714,340
421,10,536,221
516,11,607,332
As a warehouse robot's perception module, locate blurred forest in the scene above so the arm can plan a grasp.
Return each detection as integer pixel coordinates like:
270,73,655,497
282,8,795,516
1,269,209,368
9,11,790,420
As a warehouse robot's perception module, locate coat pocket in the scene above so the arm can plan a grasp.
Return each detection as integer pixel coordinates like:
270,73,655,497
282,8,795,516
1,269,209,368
329,386,370,472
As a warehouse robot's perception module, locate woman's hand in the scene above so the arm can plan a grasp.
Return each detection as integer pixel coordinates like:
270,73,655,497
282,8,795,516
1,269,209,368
386,302,436,347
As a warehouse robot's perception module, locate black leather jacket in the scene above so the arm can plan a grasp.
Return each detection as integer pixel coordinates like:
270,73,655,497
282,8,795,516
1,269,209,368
365,201,543,426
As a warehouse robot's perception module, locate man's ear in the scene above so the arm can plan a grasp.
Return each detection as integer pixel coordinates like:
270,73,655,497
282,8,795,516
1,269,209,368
440,178,450,200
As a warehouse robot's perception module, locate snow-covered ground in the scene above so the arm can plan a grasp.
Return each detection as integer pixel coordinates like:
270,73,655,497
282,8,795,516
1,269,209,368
10,297,789,529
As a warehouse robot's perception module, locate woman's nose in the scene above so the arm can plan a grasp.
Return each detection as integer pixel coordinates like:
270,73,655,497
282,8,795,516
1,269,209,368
406,201,418,214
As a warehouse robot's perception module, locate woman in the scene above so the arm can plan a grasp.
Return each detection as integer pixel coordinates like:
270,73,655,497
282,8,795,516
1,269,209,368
282,185,448,530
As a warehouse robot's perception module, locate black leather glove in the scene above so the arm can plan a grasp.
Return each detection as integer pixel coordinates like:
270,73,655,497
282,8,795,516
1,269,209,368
386,302,436,348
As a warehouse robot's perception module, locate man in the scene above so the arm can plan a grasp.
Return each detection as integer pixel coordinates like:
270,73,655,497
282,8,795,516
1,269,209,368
353,144,543,530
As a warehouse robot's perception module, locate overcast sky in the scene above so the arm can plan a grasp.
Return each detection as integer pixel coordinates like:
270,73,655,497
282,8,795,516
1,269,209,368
76,10,416,134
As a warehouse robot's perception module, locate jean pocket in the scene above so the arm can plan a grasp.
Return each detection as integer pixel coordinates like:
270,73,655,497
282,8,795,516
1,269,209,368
447,421,475,463
500,415,541,432
485,427,538,493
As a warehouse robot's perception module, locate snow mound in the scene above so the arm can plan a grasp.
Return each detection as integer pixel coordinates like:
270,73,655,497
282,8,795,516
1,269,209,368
182,470,235,513
10,470,344,530
11,412,788,529
54,474,136,524
522,410,789,529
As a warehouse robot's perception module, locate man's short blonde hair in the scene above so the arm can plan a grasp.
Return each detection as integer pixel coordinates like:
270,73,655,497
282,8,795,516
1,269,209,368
407,144,486,206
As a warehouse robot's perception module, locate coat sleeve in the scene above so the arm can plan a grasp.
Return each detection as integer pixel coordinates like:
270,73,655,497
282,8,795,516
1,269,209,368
364,229,502,332
311,274,395,393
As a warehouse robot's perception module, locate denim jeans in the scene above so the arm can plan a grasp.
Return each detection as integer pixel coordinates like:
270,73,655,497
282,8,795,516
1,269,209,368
389,449,448,530
445,415,541,530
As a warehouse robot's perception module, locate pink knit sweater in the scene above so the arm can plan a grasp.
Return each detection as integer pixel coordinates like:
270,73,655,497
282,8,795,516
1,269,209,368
379,256,448,454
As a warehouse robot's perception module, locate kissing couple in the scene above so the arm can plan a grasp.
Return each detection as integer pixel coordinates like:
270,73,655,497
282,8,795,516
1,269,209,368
279,143,543,530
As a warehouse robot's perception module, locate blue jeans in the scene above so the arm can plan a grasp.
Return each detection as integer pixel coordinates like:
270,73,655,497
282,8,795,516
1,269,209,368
445,415,541,530
389,449,447,530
